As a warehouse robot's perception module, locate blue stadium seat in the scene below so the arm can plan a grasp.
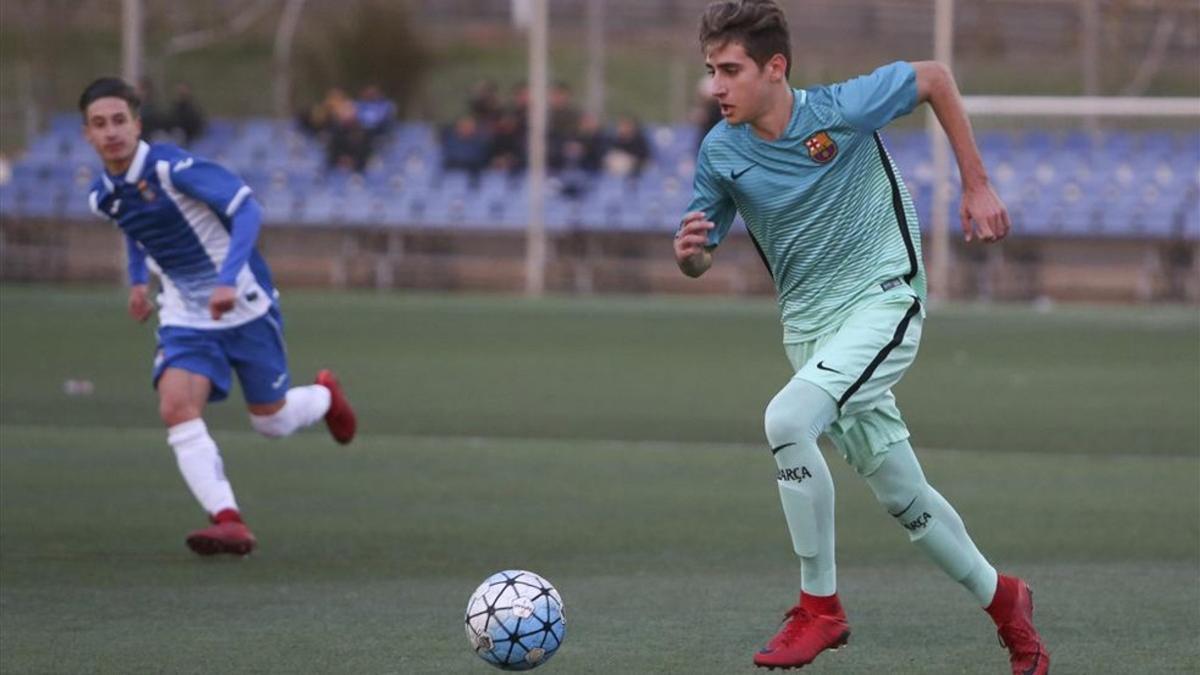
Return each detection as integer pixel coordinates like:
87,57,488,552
0,183,17,216
342,194,380,225
62,191,93,219
47,113,79,135
18,185,66,218
439,170,472,197
498,199,529,228
298,188,338,225
478,169,512,197
1180,204,1200,241
377,195,410,227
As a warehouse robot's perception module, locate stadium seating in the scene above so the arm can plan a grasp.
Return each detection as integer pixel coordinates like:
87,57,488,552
2,112,1196,241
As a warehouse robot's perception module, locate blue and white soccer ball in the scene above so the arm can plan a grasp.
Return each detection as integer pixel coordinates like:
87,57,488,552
464,570,565,670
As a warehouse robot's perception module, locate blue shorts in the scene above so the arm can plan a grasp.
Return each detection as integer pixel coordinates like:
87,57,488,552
152,306,290,404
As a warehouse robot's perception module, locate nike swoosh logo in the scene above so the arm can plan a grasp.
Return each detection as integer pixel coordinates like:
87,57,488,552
888,495,919,518
816,361,842,374
730,164,755,180
271,373,287,389
770,442,795,455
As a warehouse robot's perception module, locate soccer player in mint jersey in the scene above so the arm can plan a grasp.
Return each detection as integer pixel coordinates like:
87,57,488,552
80,77,357,557
674,2,1049,672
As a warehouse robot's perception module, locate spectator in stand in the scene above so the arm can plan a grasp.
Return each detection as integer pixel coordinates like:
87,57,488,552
297,88,340,138
326,89,370,173
468,79,503,131
296,88,373,174
548,82,581,137
547,81,581,170
137,78,170,140
441,114,491,177
562,112,607,174
355,84,396,143
604,114,651,177
170,83,207,146
508,81,530,133
328,125,371,174
488,111,525,173
559,112,609,199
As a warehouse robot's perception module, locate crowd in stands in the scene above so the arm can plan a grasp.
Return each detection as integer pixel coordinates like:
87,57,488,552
137,79,208,147
7,72,1192,241
440,80,654,192
281,78,710,195
298,84,397,172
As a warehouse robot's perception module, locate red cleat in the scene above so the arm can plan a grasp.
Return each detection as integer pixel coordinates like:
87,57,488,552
316,369,356,444
185,509,256,556
986,575,1050,675
753,593,851,670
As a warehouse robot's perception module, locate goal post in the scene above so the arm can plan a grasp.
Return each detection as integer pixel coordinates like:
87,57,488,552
926,0,1200,303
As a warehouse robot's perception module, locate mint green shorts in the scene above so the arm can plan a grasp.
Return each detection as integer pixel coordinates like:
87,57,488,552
783,288,924,475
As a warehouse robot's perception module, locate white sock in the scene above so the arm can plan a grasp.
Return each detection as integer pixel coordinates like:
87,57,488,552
168,418,237,516
765,379,840,597
249,384,331,438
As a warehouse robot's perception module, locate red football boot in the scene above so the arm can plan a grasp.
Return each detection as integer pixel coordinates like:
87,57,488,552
753,592,851,670
986,574,1050,675
185,509,256,556
316,369,357,444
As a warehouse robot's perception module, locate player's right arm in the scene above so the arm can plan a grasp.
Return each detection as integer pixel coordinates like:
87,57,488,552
677,140,735,278
911,61,1009,243
674,212,715,277
830,61,1008,243
124,233,153,322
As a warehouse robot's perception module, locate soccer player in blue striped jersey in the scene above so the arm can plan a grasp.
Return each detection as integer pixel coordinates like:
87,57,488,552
673,3,1048,672
80,77,358,557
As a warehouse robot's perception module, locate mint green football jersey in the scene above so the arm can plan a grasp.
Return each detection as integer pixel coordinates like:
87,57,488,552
687,61,926,341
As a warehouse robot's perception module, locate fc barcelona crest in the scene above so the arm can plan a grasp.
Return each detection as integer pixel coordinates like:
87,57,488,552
804,130,838,164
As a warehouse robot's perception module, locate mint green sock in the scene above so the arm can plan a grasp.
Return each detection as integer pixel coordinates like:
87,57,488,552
864,440,999,605
765,379,839,596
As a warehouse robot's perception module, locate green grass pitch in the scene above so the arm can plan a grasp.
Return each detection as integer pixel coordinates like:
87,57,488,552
2,285,1197,673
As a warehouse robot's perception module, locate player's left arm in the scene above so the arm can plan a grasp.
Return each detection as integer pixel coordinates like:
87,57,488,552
170,156,262,318
208,198,264,319
911,61,1010,243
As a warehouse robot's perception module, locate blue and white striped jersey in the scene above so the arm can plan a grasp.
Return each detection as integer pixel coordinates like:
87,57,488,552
88,141,276,329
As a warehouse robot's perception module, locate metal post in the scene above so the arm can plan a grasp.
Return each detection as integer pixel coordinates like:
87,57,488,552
121,0,144,284
1080,0,1101,136
585,0,605,118
122,0,143,85
928,0,954,303
273,0,307,119
525,0,548,296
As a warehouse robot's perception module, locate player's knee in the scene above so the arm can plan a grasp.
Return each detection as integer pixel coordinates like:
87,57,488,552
249,410,291,439
865,441,938,533
764,387,824,447
874,486,917,519
159,398,201,427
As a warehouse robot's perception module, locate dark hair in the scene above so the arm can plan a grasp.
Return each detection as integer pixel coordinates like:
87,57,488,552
78,77,141,118
699,0,792,78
